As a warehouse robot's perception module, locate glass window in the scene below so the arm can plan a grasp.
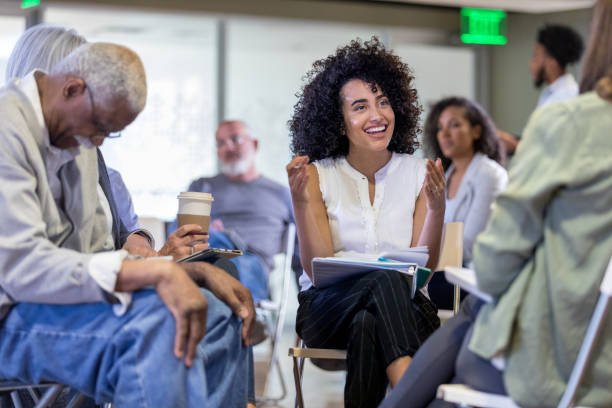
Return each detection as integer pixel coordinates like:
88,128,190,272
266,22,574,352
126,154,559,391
0,16,25,86
226,18,386,186
45,7,218,219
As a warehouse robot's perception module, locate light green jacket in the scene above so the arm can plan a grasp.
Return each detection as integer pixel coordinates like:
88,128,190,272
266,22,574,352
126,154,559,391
469,92,612,407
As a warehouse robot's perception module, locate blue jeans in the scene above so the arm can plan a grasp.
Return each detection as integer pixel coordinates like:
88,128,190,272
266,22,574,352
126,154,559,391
209,230,269,302
0,289,248,407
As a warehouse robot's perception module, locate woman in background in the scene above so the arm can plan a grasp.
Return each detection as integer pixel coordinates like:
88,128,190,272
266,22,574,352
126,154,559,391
423,96,507,266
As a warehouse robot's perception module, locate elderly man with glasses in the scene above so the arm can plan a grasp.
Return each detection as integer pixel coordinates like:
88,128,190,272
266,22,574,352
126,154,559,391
0,42,253,407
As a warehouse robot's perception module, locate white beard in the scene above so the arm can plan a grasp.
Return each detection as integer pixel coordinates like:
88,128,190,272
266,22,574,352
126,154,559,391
220,158,253,176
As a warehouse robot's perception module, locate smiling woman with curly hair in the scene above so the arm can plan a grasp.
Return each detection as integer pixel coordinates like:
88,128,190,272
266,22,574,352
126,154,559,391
286,37,446,408
289,37,421,160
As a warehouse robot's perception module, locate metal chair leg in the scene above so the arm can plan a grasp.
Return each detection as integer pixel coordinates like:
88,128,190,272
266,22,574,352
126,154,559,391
453,284,461,314
34,385,64,408
27,388,40,403
66,392,87,408
293,355,305,408
275,356,287,401
10,391,24,408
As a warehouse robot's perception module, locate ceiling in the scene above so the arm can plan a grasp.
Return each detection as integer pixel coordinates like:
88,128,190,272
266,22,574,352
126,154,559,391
374,0,596,13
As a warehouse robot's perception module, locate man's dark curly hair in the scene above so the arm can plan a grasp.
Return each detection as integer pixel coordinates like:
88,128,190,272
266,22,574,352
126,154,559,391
289,37,421,161
423,96,504,170
538,24,584,69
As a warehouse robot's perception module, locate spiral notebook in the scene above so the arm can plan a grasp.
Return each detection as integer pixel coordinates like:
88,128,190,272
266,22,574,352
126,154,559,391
311,247,430,297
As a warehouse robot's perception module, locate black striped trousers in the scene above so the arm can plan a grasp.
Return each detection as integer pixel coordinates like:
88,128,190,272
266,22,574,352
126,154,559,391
296,270,440,408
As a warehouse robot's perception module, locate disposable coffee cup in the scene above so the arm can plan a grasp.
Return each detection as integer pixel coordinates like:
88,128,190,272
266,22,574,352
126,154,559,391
177,192,214,234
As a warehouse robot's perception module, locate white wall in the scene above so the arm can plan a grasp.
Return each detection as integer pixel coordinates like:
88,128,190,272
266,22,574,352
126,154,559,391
0,16,25,86
46,7,218,219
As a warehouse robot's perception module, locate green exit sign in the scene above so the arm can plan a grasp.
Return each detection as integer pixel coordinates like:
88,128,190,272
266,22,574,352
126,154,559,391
461,8,507,45
21,0,41,8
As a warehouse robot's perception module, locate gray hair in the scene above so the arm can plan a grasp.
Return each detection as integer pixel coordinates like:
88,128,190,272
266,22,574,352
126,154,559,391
5,24,86,82
51,42,147,114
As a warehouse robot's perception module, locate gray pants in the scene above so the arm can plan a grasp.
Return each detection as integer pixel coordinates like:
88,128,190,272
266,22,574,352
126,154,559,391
379,295,507,408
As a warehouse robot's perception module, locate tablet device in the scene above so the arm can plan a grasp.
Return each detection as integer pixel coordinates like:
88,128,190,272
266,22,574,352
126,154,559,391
177,248,243,263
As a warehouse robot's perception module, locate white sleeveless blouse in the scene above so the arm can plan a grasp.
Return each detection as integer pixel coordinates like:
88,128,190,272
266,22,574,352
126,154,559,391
299,152,426,290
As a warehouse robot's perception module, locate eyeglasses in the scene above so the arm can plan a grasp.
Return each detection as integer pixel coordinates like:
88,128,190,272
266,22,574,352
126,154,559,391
216,134,246,148
86,86,122,139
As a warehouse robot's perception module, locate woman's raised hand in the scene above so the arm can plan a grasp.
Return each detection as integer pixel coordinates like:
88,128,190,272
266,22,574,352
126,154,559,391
286,155,311,204
424,158,446,214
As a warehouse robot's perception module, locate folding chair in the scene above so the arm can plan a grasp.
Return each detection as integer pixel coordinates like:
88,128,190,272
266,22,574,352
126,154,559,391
288,222,464,408
434,222,464,318
0,381,86,408
437,255,612,408
255,223,296,405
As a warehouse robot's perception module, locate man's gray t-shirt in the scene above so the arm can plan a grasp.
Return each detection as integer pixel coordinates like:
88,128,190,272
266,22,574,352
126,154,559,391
188,174,294,272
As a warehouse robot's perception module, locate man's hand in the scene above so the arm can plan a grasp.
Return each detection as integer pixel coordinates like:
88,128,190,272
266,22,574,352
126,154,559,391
182,262,255,346
497,129,519,154
154,262,209,367
122,233,158,258
159,224,209,260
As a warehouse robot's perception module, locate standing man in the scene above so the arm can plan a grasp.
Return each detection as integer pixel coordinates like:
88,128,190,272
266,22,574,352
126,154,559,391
187,120,299,302
0,42,253,407
498,24,584,154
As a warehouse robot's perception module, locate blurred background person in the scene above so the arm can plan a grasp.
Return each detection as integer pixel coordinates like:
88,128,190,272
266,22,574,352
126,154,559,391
183,120,300,305
498,24,584,155
531,24,585,108
424,96,507,266
423,96,507,310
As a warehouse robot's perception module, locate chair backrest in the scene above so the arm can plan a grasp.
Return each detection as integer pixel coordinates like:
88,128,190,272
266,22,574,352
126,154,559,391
278,222,296,305
436,222,464,314
137,216,166,251
557,255,612,408
436,222,463,272
268,223,296,302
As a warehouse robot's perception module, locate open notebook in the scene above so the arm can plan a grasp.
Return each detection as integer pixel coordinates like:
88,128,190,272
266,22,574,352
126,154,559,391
311,247,430,297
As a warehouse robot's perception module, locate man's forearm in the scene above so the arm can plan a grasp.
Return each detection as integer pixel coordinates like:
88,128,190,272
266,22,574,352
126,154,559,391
122,234,158,258
115,259,170,292
179,262,215,287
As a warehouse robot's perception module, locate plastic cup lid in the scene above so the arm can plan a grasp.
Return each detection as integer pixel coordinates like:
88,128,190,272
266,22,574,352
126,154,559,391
177,192,214,201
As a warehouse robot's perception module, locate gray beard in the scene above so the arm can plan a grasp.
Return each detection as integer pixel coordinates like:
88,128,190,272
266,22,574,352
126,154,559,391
220,158,252,176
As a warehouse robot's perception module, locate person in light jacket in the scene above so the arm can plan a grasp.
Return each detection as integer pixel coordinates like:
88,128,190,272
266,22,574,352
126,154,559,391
423,96,507,266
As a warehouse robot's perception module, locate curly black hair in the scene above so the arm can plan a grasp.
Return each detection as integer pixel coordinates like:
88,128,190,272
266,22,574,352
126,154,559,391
423,96,504,170
288,37,421,161
538,24,584,69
